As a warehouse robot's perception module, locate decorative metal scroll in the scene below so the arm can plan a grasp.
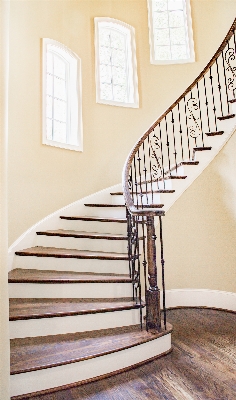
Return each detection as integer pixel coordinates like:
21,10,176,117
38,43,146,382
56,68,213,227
150,133,162,180
187,97,201,138
225,47,236,94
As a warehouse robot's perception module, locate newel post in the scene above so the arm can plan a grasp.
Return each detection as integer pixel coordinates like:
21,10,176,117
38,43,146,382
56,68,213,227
145,215,161,331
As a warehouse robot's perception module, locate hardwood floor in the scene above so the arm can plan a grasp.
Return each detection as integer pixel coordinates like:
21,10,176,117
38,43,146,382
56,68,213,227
15,309,236,400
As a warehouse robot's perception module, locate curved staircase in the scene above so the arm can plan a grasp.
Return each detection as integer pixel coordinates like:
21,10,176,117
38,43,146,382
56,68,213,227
8,19,236,399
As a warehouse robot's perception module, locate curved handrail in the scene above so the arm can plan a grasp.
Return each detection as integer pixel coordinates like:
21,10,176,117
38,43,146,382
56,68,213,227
123,18,236,215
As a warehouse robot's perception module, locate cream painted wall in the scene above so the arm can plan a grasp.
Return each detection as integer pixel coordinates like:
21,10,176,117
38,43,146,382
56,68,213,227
8,0,236,286
164,130,236,293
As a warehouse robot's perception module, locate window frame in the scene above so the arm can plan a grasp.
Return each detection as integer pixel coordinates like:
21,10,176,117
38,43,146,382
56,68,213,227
42,38,83,152
94,17,139,108
147,0,195,65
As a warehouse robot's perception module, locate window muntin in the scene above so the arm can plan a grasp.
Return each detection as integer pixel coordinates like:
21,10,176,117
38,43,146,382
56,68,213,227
95,18,139,108
147,0,195,64
43,39,83,151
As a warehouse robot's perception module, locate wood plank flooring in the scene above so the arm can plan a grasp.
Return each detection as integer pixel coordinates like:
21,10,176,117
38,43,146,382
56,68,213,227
16,308,236,400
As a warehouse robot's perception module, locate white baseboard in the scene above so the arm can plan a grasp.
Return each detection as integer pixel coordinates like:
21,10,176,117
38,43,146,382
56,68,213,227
163,289,236,312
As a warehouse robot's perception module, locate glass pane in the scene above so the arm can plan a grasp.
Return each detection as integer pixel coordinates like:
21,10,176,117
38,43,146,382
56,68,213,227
54,76,66,100
46,52,53,74
113,84,127,102
110,30,125,50
46,118,53,140
99,46,112,65
100,83,113,100
171,44,188,59
111,48,126,68
54,98,67,122
46,73,53,96
155,45,171,60
99,28,111,47
153,11,169,28
168,0,183,11
46,95,53,119
153,0,168,12
112,66,127,85
170,27,186,45
154,28,170,46
100,64,112,84
169,10,184,27
54,55,66,79
53,120,67,143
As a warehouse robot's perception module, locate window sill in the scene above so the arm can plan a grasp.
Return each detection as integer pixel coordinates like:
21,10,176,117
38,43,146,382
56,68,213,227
42,139,83,152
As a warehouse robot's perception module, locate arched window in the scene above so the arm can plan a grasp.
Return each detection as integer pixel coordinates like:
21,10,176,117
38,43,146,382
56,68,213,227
94,18,139,108
42,39,83,151
147,0,195,64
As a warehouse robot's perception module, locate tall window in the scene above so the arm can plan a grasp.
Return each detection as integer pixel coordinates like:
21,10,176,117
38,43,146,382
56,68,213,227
42,39,83,151
94,18,139,108
147,0,195,64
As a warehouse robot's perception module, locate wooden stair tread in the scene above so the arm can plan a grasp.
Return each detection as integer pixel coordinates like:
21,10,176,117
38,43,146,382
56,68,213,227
60,216,127,223
228,98,236,103
8,268,132,284
205,131,224,136
217,114,235,120
169,175,187,179
10,322,171,375
9,298,143,321
84,204,126,208
15,247,129,260
36,229,128,240
111,190,175,195
193,146,212,151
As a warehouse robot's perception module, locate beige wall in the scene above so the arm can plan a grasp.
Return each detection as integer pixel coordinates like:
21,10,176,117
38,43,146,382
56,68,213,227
8,1,236,292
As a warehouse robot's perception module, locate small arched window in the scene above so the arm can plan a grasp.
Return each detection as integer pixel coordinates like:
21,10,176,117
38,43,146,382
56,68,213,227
147,0,195,64
42,39,83,151
94,18,139,108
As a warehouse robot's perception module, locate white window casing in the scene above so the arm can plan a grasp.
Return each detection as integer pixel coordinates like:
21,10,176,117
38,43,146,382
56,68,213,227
147,0,195,65
42,38,83,151
94,17,139,108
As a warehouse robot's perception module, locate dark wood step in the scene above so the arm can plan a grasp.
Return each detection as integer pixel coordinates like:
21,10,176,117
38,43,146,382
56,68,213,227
9,298,143,321
180,161,199,165
8,268,132,284
169,175,187,179
84,204,125,208
217,114,235,120
60,216,127,223
205,131,224,136
228,98,236,103
15,247,129,260
111,190,175,195
193,147,212,151
36,229,128,241
10,322,171,375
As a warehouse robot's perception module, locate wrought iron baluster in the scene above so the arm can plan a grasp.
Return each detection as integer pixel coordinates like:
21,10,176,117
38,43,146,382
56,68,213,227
216,57,224,116
203,74,211,134
133,155,139,209
177,102,184,161
164,116,171,175
147,135,154,204
171,110,178,173
137,149,144,209
196,81,204,146
222,50,231,114
183,95,191,160
159,123,165,189
142,141,149,206
209,66,218,131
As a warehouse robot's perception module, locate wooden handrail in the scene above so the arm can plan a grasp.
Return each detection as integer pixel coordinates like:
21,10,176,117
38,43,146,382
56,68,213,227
122,18,236,214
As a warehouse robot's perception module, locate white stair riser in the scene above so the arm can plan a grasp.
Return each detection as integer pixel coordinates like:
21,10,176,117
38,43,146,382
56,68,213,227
83,207,126,218
9,282,133,299
59,219,127,235
10,308,142,339
36,235,128,253
13,255,129,274
10,333,171,397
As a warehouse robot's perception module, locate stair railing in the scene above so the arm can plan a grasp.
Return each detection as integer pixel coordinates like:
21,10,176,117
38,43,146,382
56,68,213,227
122,19,236,331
